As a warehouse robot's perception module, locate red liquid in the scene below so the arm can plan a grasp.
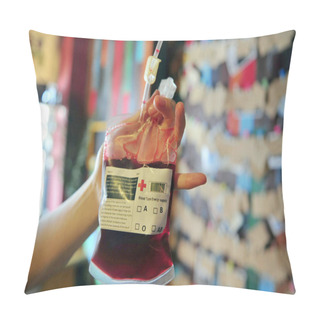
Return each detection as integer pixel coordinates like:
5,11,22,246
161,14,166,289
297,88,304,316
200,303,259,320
90,158,175,282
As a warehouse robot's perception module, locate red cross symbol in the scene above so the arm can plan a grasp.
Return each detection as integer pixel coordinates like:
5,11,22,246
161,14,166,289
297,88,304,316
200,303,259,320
138,179,147,191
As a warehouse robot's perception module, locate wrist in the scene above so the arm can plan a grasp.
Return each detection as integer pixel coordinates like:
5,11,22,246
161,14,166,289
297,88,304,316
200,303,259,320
88,170,102,206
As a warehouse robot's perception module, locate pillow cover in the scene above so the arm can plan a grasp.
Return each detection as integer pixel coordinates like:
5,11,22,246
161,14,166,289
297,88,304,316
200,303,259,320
26,30,295,294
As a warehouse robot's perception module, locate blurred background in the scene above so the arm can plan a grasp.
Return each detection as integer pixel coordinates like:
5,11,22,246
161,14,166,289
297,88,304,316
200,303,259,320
29,30,295,293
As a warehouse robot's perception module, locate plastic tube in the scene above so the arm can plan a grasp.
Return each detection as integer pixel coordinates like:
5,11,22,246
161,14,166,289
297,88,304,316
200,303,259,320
140,41,163,120
154,40,163,58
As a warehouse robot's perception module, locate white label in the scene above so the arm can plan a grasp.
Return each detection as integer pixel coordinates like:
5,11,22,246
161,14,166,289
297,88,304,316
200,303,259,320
99,166,173,235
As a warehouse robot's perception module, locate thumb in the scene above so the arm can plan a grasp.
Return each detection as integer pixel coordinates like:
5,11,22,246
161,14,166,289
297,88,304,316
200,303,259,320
153,95,175,120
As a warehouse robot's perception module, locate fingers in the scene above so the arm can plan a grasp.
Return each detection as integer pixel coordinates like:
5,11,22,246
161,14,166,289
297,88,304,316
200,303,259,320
146,90,186,154
144,90,159,119
148,95,176,129
149,95,185,146
174,102,185,147
174,172,207,190
153,95,175,120
146,90,159,110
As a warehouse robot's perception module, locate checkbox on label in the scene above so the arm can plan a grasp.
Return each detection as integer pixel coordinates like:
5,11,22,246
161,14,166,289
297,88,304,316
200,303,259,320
137,206,142,212
153,207,158,214
135,223,140,230
152,225,156,232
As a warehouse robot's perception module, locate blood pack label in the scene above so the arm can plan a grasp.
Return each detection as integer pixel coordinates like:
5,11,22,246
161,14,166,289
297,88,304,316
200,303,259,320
99,166,173,235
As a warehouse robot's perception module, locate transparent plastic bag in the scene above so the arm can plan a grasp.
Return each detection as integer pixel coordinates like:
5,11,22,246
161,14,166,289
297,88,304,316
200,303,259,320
89,79,178,284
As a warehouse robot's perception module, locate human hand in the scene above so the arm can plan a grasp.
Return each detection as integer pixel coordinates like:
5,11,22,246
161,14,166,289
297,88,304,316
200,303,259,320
92,90,206,191
147,90,207,189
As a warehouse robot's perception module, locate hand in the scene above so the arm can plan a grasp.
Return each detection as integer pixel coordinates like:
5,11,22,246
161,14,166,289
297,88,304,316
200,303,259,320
92,91,206,191
149,91,206,189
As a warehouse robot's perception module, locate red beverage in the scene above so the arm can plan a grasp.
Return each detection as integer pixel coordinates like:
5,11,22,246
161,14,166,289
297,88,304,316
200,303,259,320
90,158,176,284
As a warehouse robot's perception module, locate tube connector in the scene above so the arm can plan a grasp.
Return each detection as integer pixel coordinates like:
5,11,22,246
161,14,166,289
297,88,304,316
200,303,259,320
144,56,161,84
159,77,177,99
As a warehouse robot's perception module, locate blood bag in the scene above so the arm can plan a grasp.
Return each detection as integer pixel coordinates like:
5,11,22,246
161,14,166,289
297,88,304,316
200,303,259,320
89,77,178,284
